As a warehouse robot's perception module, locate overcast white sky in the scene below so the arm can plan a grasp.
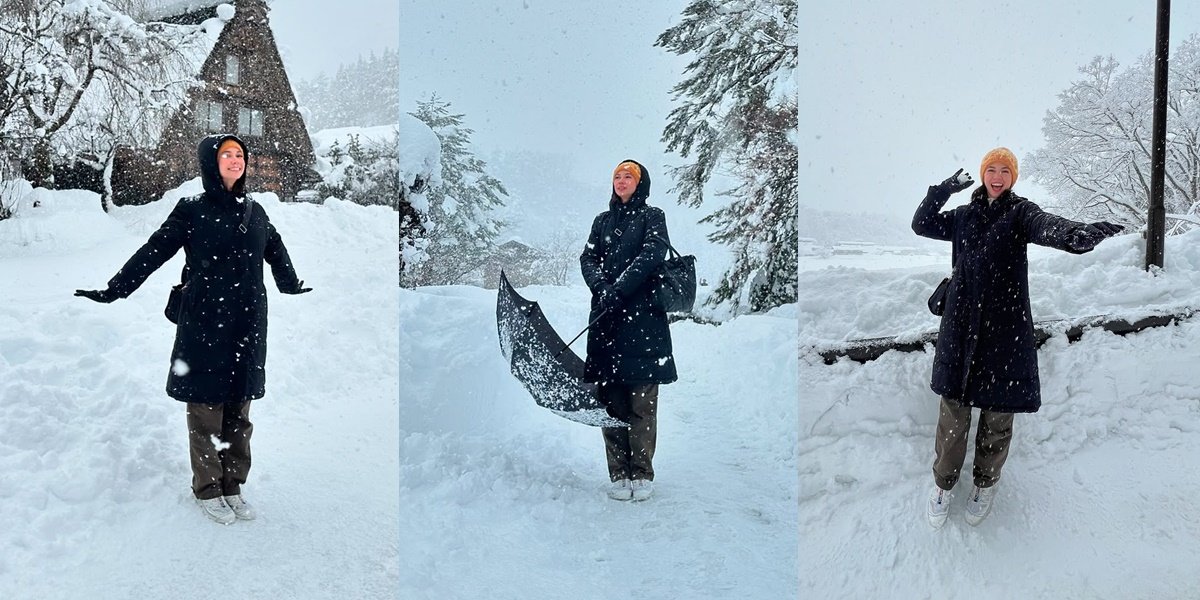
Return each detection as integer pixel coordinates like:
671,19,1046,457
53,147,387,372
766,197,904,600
398,1,691,188
269,0,397,81
800,1,1200,220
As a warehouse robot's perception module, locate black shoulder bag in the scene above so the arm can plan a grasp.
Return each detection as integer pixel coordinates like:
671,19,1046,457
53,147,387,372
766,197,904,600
165,197,254,324
649,235,697,314
927,275,951,316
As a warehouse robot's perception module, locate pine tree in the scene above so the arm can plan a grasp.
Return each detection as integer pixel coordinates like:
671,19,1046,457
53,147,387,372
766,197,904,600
656,0,797,313
404,95,507,286
293,49,399,130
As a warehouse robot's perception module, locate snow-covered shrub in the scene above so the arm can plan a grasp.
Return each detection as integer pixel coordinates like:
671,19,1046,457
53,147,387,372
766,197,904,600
315,130,399,210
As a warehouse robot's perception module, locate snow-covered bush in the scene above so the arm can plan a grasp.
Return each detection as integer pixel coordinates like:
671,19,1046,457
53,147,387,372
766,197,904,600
315,130,399,210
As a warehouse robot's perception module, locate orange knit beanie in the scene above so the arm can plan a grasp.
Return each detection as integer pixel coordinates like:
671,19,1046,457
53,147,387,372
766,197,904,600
979,147,1018,186
217,139,243,156
613,161,641,185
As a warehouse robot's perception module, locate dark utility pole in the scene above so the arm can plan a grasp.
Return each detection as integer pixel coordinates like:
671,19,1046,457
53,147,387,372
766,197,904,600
1146,0,1170,270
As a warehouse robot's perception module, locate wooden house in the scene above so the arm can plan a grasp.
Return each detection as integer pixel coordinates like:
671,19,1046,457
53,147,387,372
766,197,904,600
108,0,318,205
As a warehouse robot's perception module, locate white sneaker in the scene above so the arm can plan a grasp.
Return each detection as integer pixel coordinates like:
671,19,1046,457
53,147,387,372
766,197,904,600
631,479,654,501
964,484,997,526
196,496,236,525
223,494,256,521
607,478,632,501
927,485,952,529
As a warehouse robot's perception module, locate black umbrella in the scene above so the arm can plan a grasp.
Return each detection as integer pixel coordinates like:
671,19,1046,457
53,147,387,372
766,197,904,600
496,271,627,428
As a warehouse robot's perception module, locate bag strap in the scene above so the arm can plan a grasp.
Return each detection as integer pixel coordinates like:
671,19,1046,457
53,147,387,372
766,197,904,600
648,233,681,259
238,197,254,234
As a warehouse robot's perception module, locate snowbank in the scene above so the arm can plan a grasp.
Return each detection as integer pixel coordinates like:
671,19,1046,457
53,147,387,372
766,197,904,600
800,232,1200,597
400,284,798,598
0,187,398,597
799,231,1200,346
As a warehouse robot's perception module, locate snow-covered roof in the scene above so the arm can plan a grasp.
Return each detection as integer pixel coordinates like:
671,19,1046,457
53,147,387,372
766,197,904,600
139,0,263,21
310,125,400,156
140,0,226,21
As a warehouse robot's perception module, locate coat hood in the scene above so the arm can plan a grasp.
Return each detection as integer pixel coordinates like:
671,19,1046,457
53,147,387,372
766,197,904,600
197,134,248,199
609,158,651,210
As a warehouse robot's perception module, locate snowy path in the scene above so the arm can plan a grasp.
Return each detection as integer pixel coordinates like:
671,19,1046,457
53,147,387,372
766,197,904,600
400,285,798,599
799,234,1200,598
0,192,398,598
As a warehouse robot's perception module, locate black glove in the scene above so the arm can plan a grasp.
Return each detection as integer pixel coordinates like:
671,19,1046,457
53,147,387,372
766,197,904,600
74,288,118,303
599,285,622,312
1068,226,1108,252
937,168,974,195
281,280,312,295
1090,221,1125,237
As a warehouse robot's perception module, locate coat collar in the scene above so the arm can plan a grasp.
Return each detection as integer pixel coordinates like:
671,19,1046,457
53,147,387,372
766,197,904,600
969,187,1021,210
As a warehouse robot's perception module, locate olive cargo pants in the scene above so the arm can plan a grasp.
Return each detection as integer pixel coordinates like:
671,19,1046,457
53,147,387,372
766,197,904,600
187,401,253,500
601,383,659,482
932,396,1014,490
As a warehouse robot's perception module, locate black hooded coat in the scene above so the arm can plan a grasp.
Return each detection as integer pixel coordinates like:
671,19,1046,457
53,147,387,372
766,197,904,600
106,134,304,403
912,185,1099,413
580,160,678,385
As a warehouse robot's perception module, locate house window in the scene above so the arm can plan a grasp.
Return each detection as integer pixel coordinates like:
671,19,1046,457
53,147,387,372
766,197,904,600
225,55,240,84
237,107,264,137
194,100,223,132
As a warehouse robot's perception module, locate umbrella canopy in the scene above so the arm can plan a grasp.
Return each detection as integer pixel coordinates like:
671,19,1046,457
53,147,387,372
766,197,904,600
496,271,626,428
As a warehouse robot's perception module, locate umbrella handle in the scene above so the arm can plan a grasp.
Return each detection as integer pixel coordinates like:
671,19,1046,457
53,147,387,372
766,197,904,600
556,309,607,358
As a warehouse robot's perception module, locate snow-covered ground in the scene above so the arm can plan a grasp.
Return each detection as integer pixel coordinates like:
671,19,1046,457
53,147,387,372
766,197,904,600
400,285,799,599
800,231,1200,597
0,183,398,598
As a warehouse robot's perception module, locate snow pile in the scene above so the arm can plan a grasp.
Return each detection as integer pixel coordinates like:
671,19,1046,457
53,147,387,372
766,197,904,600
0,187,127,257
799,231,1200,346
0,187,398,597
801,233,1200,597
400,285,798,598
398,112,441,212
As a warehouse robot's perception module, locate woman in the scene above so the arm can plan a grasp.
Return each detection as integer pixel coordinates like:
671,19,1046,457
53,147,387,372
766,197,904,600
912,147,1122,528
580,159,678,502
75,134,310,524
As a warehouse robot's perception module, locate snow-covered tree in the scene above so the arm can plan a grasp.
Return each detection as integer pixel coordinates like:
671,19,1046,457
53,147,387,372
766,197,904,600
656,0,797,313
398,112,440,284
316,130,400,210
293,49,399,130
1026,34,1200,234
403,95,507,287
0,0,191,188
530,226,587,286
